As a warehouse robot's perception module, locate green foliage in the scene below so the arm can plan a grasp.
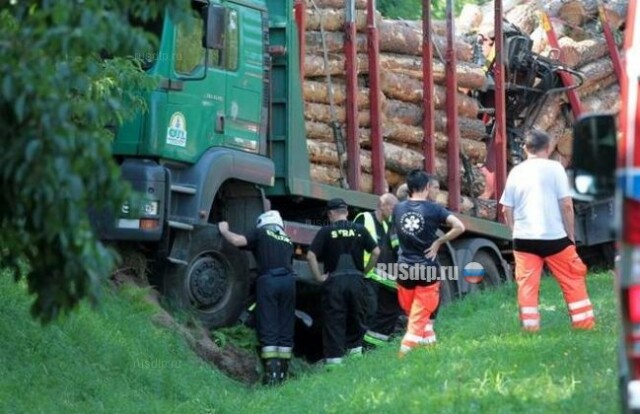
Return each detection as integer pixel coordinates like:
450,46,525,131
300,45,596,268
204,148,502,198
0,272,619,413
0,0,186,323
378,0,490,20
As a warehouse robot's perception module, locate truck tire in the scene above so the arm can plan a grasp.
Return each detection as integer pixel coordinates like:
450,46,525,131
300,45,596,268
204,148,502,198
472,250,502,288
162,225,250,329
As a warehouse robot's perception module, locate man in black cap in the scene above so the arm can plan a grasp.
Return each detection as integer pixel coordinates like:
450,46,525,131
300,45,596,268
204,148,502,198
307,198,380,365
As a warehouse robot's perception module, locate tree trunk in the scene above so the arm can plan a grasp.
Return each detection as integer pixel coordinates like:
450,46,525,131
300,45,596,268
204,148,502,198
558,36,610,68
582,84,621,113
604,0,629,29
505,2,539,35
378,19,473,62
576,57,615,93
304,7,375,32
577,73,618,99
304,102,374,126
533,96,563,131
310,163,376,192
457,4,484,33
303,80,383,109
380,72,479,118
305,0,367,9
558,0,599,27
305,121,372,146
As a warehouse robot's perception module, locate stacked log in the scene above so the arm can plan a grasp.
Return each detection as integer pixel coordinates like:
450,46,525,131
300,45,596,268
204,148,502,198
302,1,492,216
468,0,625,162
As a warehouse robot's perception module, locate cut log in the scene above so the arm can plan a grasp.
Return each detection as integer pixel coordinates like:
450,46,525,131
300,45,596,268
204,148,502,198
305,121,372,146
505,2,539,35
378,19,473,62
533,96,563,131
582,84,622,113
558,0,599,27
305,31,369,55
549,150,570,168
304,8,377,32
576,57,615,92
380,71,480,118
457,4,484,34
604,0,629,29
303,80,383,109
307,140,372,173
304,53,487,90
558,36,610,68
310,163,377,193
577,73,618,99
304,102,374,127
305,0,367,8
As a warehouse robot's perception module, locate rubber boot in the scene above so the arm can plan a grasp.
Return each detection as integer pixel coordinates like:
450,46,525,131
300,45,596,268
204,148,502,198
262,358,281,386
278,358,289,384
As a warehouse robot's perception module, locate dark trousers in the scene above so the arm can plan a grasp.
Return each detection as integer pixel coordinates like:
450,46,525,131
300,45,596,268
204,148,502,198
365,279,403,336
256,270,296,351
322,273,367,359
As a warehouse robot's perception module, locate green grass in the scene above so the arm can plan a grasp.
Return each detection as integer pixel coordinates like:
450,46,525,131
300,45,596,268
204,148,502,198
0,271,619,414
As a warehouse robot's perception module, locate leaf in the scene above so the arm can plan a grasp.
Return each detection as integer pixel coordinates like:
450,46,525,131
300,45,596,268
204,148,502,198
14,93,26,122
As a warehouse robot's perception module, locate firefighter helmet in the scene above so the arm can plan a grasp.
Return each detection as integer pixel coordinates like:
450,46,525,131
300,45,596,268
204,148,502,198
256,210,284,230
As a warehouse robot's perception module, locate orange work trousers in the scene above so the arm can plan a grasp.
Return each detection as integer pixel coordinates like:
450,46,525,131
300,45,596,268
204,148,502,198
397,282,440,355
514,244,595,331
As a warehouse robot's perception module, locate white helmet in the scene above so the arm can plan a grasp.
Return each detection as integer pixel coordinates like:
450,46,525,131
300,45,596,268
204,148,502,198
256,210,284,229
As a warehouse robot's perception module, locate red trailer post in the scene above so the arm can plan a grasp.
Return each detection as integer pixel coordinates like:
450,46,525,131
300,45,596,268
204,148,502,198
367,0,385,194
597,0,624,83
445,0,460,212
493,0,507,222
422,0,435,174
344,0,360,190
294,0,306,82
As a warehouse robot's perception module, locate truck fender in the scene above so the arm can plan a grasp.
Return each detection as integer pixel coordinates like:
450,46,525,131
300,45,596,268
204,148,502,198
169,148,275,224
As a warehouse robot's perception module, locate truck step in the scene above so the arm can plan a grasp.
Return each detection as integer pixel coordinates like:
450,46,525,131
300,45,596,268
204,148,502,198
167,256,189,266
168,220,194,231
170,184,197,195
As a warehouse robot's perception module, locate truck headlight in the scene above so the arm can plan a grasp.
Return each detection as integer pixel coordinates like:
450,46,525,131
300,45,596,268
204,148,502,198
144,201,159,216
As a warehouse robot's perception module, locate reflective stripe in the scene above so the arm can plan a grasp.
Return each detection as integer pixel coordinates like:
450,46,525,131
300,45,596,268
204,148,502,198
325,358,343,365
568,299,592,311
571,310,595,322
399,345,412,353
520,306,539,314
402,333,423,343
419,335,437,345
424,323,434,332
355,212,395,288
522,319,539,327
348,347,363,356
277,346,293,359
366,330,390,341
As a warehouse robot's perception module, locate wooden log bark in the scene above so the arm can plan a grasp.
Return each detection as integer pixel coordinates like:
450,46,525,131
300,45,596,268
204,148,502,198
310,163,376,193
505,2,539,35
457,4,484,34
558,36,610,68
304,53,487,90
533,96,563,131
604,0,629,29
304,102,374,127
303,80,384,109
378,19,473,62
558,0,599,27
381,71,480,118
305,0,367,8
304,8,376,32
305,121,372,146
582,84,621,113
576,57,615,92
577,73,618,99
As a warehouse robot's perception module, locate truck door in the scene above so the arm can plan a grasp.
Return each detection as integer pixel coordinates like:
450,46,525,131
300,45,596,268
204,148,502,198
222,3,264,154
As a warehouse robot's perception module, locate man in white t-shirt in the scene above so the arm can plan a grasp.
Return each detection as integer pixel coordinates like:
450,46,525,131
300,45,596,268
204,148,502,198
500,130,595,332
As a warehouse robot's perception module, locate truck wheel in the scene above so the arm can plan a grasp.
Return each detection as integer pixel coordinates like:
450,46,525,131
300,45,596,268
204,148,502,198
471,250,502,289
162,225,249,329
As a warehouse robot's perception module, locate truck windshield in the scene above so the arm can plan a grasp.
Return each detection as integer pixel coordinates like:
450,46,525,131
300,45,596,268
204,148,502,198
129,13,165,70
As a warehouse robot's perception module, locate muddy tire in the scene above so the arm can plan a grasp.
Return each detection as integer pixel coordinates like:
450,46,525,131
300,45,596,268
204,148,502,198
162,225,250,328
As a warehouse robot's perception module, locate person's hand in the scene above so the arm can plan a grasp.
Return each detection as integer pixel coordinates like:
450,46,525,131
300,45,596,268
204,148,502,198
318,273,329,283
425,240,442,260
218,221,229,233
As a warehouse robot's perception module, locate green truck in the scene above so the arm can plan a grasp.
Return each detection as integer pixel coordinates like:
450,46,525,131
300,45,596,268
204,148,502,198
96,0,607,329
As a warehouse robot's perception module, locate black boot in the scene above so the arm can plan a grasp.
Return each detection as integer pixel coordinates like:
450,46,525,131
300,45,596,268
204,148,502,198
262,358,281,386
278,358,290,384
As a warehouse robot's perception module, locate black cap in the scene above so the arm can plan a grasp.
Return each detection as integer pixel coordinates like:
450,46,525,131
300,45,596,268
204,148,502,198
326,198,348,211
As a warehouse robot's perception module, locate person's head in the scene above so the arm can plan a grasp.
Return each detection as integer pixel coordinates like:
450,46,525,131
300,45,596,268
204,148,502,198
326,198,349,223
396,183,409,202
256,210,285,233
524,129,552,158
377,193,399,220
406,169,435,200
427,177,441,202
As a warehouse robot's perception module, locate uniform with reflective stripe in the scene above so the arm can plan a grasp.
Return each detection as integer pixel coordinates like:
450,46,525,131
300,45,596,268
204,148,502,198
354,211,398,289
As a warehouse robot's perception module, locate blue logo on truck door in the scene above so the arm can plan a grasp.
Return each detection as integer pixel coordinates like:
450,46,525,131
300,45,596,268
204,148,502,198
166,112,187,147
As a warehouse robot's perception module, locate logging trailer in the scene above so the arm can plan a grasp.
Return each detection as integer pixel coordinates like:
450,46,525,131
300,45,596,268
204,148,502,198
92,0,620,334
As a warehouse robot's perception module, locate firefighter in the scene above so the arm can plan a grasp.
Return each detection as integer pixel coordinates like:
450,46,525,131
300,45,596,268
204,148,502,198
353,193,403,348
218,210,295,385
392,170,465,356
307,198,380,365
499,129,596,331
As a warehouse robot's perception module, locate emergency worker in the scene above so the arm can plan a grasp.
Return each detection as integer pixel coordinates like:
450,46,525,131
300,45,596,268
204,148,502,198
218,210,295,385
353,193,402,348
499,129,596,331
307,198,380,365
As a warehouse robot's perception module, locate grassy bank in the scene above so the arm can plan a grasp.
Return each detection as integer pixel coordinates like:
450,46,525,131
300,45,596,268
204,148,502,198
0,271,618,413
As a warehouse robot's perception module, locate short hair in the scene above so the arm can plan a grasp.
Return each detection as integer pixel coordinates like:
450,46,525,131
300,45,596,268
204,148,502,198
406,169,431,196
396,184,409,201
524,129,551,153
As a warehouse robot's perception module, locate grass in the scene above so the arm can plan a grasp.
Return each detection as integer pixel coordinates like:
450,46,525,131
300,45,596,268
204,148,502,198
0,271,619,414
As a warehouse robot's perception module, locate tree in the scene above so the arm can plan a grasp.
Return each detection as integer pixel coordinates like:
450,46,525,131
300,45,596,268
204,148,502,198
0,0,187,323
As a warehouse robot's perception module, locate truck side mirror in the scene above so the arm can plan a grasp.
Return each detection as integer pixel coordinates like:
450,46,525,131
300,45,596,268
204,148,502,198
571,114,617,198
203,5,225,50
